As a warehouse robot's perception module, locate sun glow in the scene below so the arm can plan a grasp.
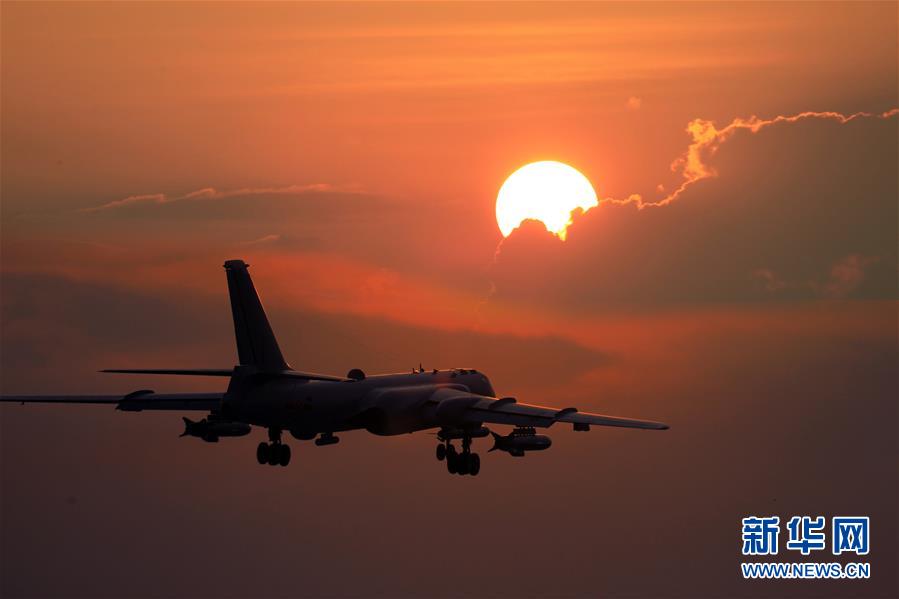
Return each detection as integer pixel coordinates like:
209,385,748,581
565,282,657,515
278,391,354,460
496,161,598,241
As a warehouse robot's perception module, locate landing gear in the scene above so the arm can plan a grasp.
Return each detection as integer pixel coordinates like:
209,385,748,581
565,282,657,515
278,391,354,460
257,442,269,464
469,453,481,476
456,452,470,475
277,444,291,466
438,434,480,477
445,450,479,476
256,428,291,467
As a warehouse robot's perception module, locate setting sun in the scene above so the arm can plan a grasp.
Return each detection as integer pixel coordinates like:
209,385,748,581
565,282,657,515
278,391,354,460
496,161,598,240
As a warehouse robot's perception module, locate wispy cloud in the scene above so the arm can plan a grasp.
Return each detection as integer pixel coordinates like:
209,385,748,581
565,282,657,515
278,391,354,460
78,183,352,213
241,234,282,246
753,254,880,299
823,254,879,299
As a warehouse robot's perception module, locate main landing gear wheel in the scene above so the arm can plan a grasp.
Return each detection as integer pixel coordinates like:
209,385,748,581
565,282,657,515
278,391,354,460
438,436,480,477
444,450,480,476
257,442,269,464
457,454,470,476
469,453,480,476
278,444,291,467
257,435,291,467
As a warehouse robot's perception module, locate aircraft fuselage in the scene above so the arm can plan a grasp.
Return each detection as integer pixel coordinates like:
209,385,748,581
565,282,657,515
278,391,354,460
222,368,495,439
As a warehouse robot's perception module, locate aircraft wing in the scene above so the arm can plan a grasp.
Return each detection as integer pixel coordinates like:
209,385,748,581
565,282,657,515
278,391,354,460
101,368,347,382
436,392,668,430
0,390,223,412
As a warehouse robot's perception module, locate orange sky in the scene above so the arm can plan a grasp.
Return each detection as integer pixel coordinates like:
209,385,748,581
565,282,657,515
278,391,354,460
3,1,897,319
3,2,895,206
1,0,897,417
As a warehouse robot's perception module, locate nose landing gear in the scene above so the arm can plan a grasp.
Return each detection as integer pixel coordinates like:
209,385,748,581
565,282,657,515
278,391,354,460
257,427,291,467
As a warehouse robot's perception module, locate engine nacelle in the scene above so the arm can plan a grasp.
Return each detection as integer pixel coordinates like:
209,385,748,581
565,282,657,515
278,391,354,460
489,428,552,457
181,417,251,443
289,428,318,441
438,426,490,441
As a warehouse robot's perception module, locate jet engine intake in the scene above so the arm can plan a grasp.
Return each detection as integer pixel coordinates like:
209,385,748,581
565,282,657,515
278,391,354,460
437,426,490,441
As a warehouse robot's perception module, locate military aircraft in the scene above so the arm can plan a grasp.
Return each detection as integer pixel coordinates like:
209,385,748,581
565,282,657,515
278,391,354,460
0,260,668,476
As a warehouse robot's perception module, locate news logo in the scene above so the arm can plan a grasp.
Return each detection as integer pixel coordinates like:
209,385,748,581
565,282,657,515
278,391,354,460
740,515,870,580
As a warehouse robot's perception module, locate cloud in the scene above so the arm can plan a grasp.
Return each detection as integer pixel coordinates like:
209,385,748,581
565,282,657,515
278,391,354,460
78,183,347,213
604,107,899,210
79,193,168,212
492,108,898,308
823,254,879,299
752,268,789,293
241,234,281,246
494,108,896,243
752,254,880,299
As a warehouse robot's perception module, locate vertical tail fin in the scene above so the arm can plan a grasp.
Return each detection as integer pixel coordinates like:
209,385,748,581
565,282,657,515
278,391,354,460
223,260,290,372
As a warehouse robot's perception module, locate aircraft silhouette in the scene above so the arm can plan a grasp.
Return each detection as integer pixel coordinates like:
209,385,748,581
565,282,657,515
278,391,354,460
0,260,668,476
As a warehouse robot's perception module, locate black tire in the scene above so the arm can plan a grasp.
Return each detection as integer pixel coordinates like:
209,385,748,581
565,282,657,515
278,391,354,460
436,444,446,461
447,444,457,458
469,453,480,476
278,444,291,467
268,444,280,465
257,442,269,465
447,453,458,474
457,453,470,475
